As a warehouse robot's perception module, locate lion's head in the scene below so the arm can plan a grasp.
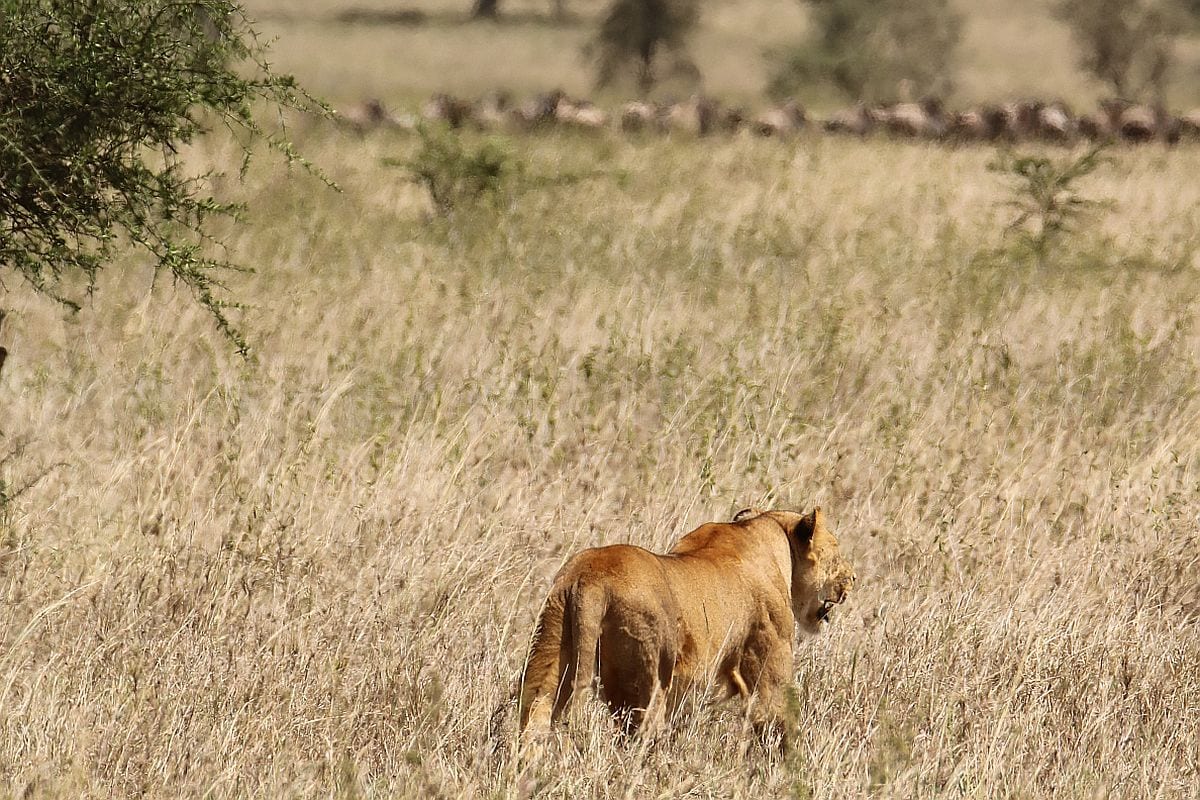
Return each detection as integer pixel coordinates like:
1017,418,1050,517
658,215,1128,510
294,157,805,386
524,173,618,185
735,507,856,634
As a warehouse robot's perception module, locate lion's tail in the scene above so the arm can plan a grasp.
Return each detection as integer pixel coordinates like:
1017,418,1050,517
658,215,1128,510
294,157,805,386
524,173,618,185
517,580,606,734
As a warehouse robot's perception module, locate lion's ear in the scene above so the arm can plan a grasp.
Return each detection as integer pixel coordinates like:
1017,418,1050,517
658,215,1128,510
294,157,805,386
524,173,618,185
794,509,819,545
732,508,758,523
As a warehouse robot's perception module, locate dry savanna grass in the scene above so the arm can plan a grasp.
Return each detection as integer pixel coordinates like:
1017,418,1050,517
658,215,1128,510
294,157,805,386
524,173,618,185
4,0,1200,794
3,123,1200,798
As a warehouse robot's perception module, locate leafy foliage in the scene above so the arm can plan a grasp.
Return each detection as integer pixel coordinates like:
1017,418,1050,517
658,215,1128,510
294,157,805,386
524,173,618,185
1054,0,1189,101
769,0,962,101
0,0,320,353
589,0,700,96
989,146,1111,268
402,126,524,216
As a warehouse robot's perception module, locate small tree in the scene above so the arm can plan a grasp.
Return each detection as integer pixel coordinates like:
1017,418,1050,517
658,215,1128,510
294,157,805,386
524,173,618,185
1054,0,1188,102
589,0,700,96
401,127,522,217
769,0,962,101
0,0,320,353
471,0,500,19
989,147,1110,269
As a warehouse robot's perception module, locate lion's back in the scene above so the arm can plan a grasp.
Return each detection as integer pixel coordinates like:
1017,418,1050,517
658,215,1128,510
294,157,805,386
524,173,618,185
552,543,671,598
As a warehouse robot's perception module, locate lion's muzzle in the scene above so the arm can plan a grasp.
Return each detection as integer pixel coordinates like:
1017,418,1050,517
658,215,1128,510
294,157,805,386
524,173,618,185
816,600,837,622
817,572,855,622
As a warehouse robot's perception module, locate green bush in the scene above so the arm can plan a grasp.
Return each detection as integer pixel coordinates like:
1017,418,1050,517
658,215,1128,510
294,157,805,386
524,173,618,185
769,0,962,101
403,127,524,216
989,146,1111,269
0,0,319,353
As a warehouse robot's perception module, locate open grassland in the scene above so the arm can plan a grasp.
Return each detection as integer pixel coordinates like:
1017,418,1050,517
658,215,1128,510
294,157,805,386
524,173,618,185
242,0,1200,109
2,122,1200,797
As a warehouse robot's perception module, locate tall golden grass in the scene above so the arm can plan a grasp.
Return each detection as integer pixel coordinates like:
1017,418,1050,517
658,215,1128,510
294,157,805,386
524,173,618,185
5,1,1200,794
2,124,1199,797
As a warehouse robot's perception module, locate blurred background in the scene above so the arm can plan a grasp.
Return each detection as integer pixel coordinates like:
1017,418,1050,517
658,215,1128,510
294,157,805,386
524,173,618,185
242,0,1200,111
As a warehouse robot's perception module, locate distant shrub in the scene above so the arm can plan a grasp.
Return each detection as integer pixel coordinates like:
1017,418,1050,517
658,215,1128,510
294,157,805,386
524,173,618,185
471,0,567,21
588,0,700,96
1055,0,1191,102
402,126,523,216
989,146,1111,268
769,0,962,101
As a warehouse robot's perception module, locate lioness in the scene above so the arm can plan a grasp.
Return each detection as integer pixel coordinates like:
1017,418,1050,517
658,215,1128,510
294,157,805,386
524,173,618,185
517,507,855,740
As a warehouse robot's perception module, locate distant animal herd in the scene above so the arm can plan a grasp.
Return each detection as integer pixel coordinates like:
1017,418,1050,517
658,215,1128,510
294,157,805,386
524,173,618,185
336,91,1200,145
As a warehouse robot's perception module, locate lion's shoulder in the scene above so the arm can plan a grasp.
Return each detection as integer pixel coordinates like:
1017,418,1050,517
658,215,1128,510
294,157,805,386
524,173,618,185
669,518,786,563
668,522,741,556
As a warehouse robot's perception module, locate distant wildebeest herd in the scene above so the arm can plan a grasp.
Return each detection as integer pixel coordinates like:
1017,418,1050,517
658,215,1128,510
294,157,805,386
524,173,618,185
337,90,1200,145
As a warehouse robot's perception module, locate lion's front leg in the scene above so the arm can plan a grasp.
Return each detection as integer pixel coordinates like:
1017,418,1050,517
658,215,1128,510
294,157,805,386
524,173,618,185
735,635,796,749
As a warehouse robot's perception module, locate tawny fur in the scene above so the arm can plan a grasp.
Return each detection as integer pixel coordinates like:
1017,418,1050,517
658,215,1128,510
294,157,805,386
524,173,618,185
517,508,855,740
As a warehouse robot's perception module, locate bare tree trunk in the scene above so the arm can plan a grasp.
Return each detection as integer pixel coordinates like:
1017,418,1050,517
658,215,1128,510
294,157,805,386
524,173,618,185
472,0,499,18
637,43,656,97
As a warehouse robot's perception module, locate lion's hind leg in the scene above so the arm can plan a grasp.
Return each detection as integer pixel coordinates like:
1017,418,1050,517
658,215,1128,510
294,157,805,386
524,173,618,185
637,646,677,737
596,617,676,737
518,593,574,737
